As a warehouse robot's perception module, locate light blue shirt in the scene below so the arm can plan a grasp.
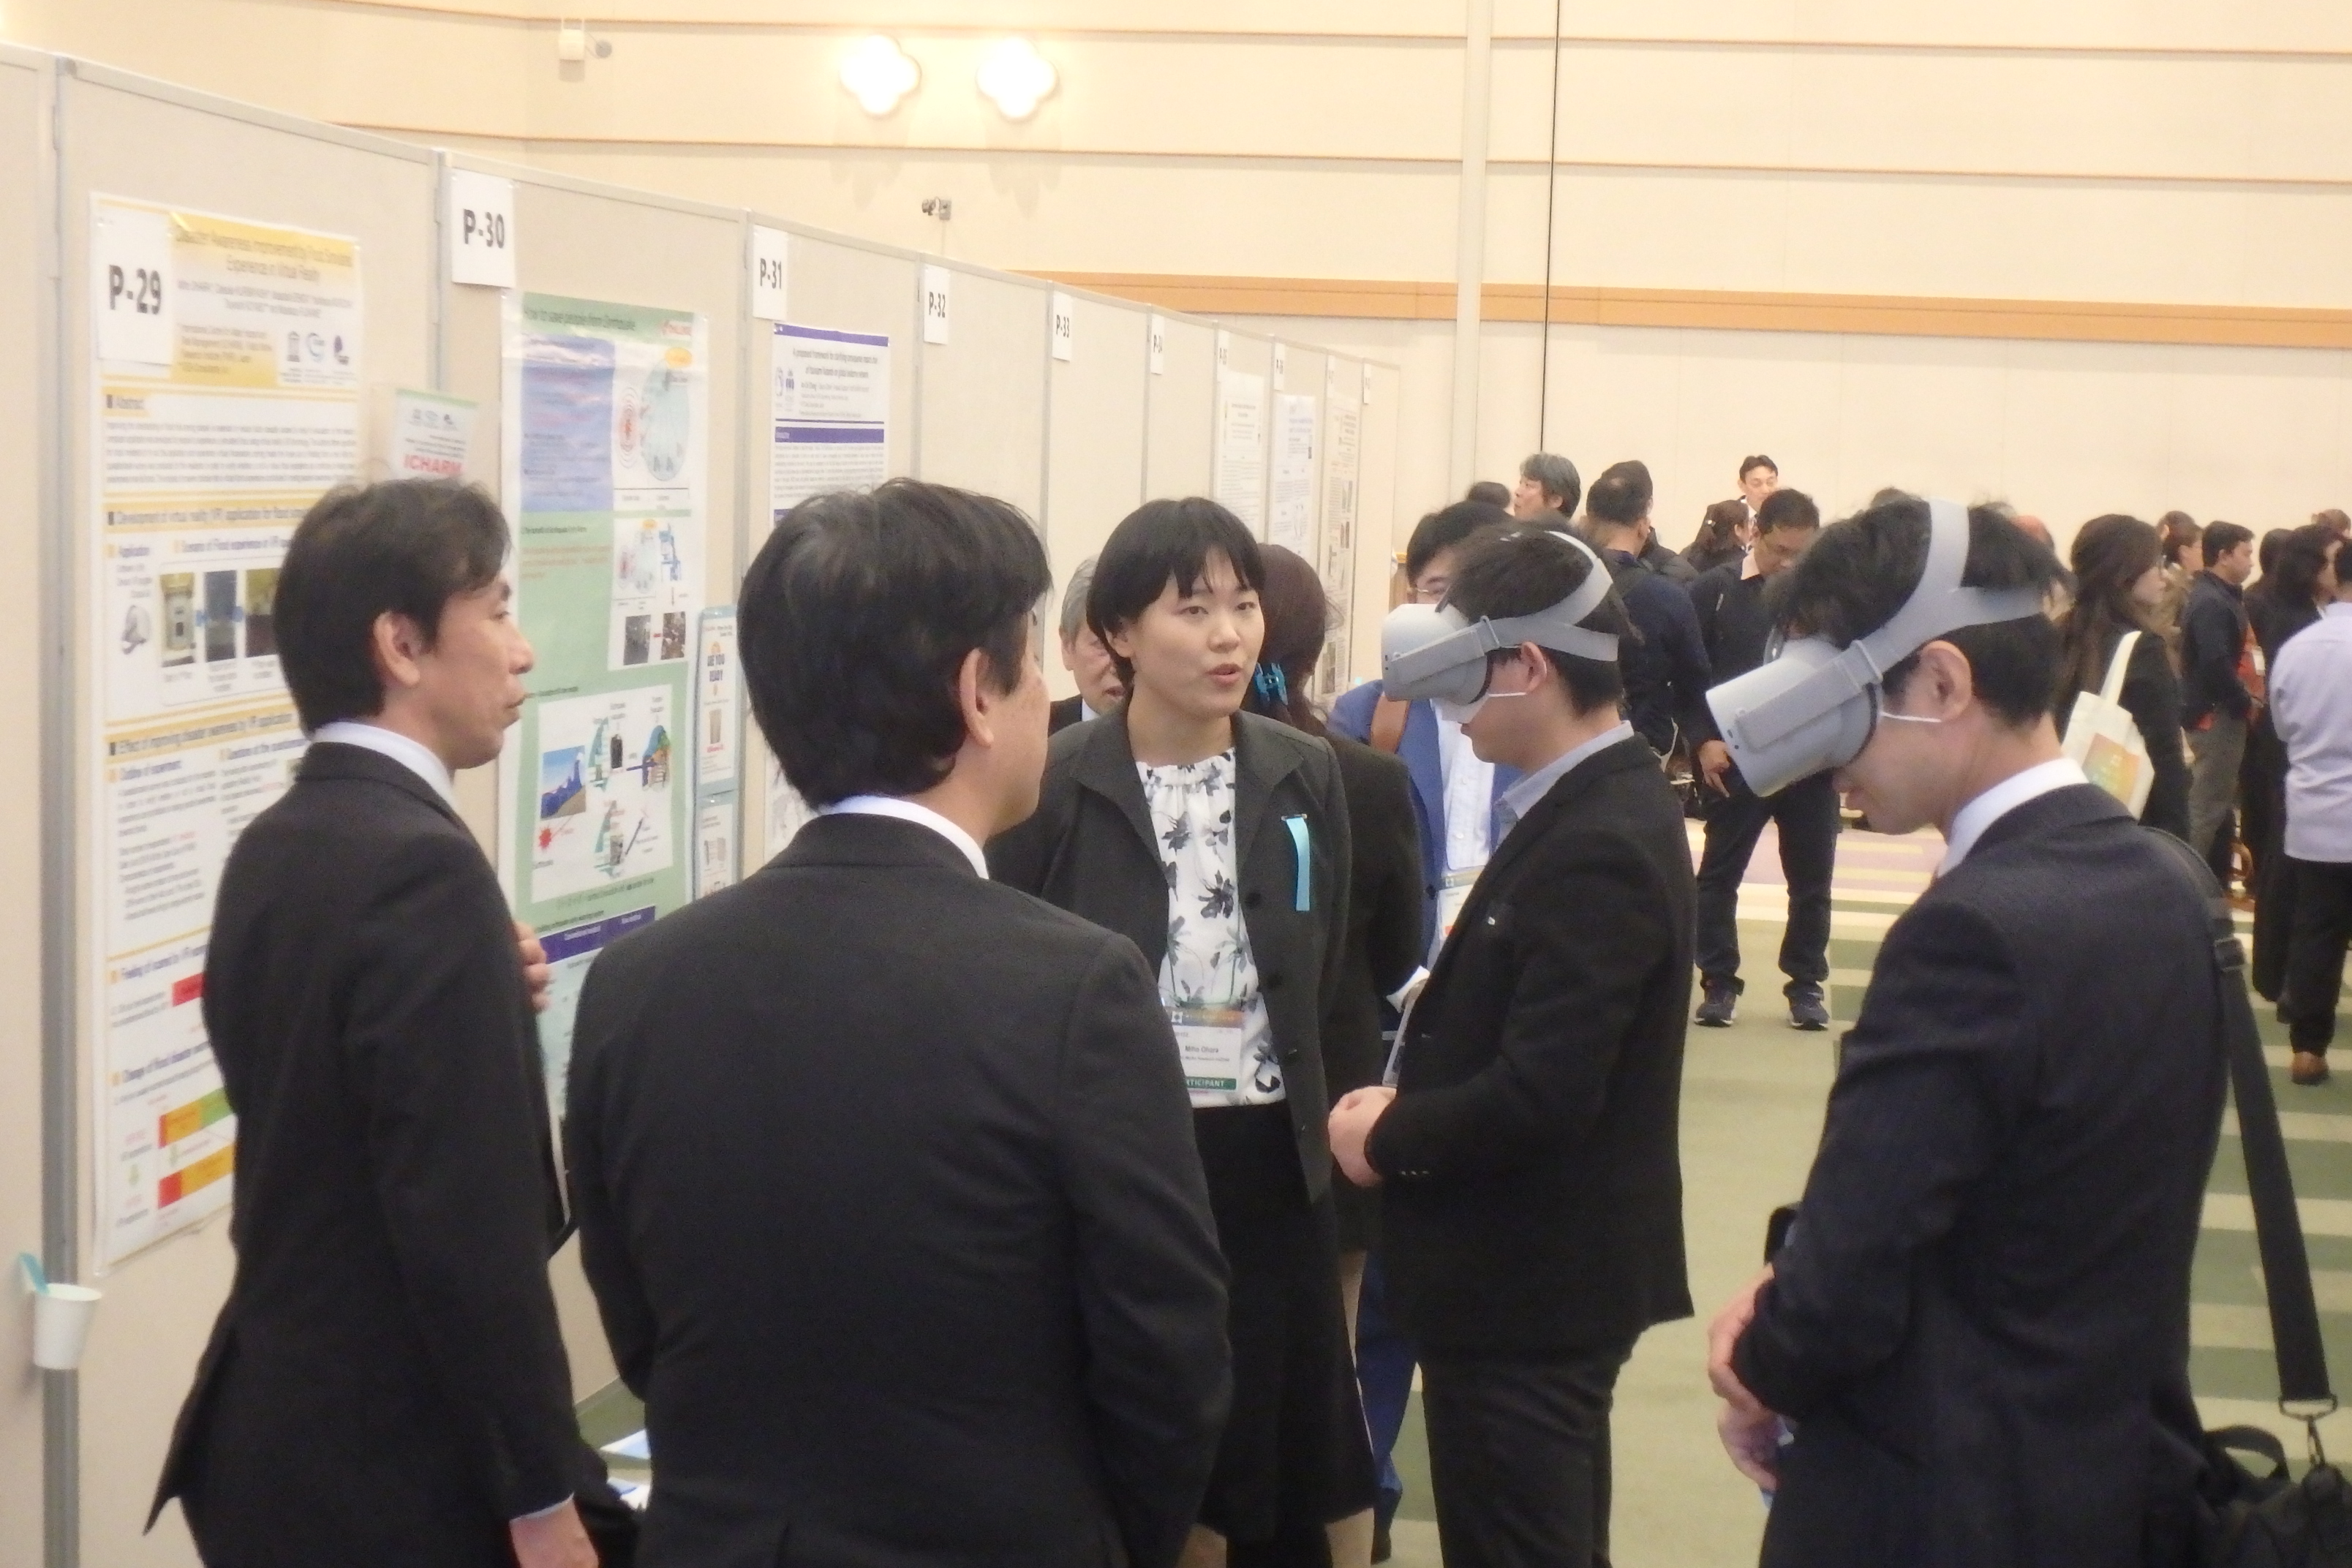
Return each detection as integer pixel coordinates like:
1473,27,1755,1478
1493,721,1635,840
2272,601,2352,864
309,720,457,809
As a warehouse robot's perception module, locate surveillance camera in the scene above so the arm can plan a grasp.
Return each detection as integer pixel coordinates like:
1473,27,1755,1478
921,198,954,221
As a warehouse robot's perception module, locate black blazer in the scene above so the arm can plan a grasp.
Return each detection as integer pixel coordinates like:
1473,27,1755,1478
1370,736,1695,1357
1322,734,1426,1253
1733,785,2225,1568
151,744,582,1568
990,710,1353,1201
2056,626,2192,840
569,813,1231,1568
1049,693,1090,736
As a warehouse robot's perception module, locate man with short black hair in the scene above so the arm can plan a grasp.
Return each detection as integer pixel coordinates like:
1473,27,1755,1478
568,479,1231,1568
2185,519,2259,879
1687,488,1833,1030
1512,451,1581,524
1705,496,2225,1567
1583,459,1712,756
152,480,613,1568
1050,554,1123,734
1332,526,1694,1568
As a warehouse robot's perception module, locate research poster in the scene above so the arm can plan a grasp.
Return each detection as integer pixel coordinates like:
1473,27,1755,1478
1213,369,1267,533
1321,388,1362,692
1270,392,1319,556
693,606,742,896
88,197,362,1267
770,323,889,521
500,293,706,1112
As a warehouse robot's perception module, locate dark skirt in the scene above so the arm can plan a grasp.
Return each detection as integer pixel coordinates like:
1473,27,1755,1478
1193,1103,1380,1550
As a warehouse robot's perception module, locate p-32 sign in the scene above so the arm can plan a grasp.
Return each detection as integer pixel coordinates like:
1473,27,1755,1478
446,170,517,288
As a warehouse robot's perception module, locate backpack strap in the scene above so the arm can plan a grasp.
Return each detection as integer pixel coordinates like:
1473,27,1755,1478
2144,827,2337,1445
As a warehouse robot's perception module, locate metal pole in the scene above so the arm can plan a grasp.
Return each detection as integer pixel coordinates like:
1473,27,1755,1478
1447,0,1493,496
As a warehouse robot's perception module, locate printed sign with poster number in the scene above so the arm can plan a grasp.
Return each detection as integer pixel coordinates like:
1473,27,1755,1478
921,265,952,345
446,170,516,289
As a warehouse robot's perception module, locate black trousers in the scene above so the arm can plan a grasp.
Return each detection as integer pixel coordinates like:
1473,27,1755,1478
1420,1341,1635,1568
1694,770,1839,993
2285,859,2352,1055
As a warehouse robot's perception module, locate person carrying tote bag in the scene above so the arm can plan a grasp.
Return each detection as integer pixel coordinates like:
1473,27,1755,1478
2058,515,2193,838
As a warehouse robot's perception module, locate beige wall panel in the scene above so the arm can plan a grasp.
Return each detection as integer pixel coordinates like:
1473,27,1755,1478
350,1,1477,33
518,148,1468,282
1042,293,1147,697
2152,344,2352,527
916,265,1049,513
0,46,48,1564
58,69,441,1568
1145,314,1216,501
1354,361,1404,679
13,0,531,134
1494,0,2352,50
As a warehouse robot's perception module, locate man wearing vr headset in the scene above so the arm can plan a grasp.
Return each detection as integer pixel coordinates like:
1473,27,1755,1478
1330,526,1694,1568
1703,497,2225,1567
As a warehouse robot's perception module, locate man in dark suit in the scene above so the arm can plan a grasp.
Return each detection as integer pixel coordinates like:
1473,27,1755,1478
1707,498,2225,1567
1583,460,1713,754
151,482,606,1568
1050,554,1124,734
568,480,1230,1568
1330,526,1695,1568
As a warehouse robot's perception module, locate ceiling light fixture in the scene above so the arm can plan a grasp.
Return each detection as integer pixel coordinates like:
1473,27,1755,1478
840,35,920,117
976,38,1057,121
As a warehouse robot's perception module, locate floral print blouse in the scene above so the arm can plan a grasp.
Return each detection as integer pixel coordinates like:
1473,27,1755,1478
1138,752,1284,1108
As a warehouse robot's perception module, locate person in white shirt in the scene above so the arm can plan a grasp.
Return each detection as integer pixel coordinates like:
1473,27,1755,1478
2269,535,2352,1086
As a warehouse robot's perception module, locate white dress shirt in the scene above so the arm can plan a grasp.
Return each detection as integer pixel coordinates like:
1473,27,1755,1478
1494,721,1637,840
1437,715,1495,872
309,720,458,809
1937,757,2089,875
2271,601,2352,864
820,794,990,878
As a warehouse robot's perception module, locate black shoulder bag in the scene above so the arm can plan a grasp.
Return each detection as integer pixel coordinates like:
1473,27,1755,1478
2147,827,2352,1565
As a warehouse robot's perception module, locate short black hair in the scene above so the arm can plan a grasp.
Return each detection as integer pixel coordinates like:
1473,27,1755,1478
1464,480,1512,509
1088,497,1264,686
276,480,509,732
1406,500,1513,584
1757,487,1820,534
1519,453,1581,516
1773,496,2066,729
1585,461,1654,527
2203,521,2254,568
740,479,1049,807
1443,527,1633,717
1739,454,1778,479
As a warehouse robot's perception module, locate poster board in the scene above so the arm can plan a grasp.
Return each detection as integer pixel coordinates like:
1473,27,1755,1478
914,263,1049,516
56,57,441,1567
1213,328,1273,535
1270,342,1327,566
1319,357,1365,696
439,154,745,1409
1042,290,1147,698
1145,312,1215,502
1355,361,1404,685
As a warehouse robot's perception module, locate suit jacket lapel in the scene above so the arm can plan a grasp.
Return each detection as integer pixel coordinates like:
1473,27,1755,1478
1451,739,1656,939
1400,699,1444,826
1071,710,1160,864
1232,715,1304,874
298,742,468,832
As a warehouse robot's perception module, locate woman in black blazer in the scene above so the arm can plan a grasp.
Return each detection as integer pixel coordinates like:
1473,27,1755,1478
2056,515,2192,840
991,502,1376,1568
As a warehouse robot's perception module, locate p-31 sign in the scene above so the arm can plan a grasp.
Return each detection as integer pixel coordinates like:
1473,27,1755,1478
446,170,517,288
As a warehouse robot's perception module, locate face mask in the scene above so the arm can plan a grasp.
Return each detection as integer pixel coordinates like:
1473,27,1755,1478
1436,690,1526,726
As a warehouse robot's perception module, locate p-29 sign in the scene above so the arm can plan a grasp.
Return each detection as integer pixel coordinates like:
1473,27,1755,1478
446,170,517,288
92,200,176,366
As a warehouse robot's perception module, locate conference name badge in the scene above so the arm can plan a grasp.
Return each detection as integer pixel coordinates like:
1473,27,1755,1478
1170,1004,1251,1096
1439,864,1484,940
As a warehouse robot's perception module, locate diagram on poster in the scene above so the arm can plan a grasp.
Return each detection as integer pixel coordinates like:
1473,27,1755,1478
532,905,656,1117
532,687,676,902
610,515,690,667
771,323,889,521
88,197,361,1267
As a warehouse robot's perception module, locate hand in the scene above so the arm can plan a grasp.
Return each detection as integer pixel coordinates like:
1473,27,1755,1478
509,1499,597,1568
1327,1086,1395,1189
1708,1265,1782,1488
515,921,551,1015
1696,739,1734,797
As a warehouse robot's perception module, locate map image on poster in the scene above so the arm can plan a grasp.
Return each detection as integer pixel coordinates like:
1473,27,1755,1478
532,686,674,902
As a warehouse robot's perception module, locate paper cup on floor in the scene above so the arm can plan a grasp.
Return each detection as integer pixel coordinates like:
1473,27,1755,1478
31,1285,100,1371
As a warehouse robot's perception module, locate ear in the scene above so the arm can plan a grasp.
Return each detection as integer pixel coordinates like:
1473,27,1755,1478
957,645,995,750
1102,618,1137,664
370,611,429,694
1910,641,1977,717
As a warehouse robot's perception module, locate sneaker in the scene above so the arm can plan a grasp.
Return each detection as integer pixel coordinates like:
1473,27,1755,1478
1788,984,1831,1032
2293,1052,2332,1087
1695,979,1738,1028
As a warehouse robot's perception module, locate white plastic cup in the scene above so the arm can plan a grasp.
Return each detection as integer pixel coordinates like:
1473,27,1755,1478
31,1284,101,1371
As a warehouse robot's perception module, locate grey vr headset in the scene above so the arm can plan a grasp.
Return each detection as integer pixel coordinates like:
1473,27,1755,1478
1704,497,2046,797
1379,531,1619,708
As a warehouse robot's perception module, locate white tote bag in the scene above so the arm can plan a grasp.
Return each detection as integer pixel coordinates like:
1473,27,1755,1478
2062,628,2155,816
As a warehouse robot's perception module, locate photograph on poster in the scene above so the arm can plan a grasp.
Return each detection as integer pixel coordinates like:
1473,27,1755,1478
530,685,676,902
